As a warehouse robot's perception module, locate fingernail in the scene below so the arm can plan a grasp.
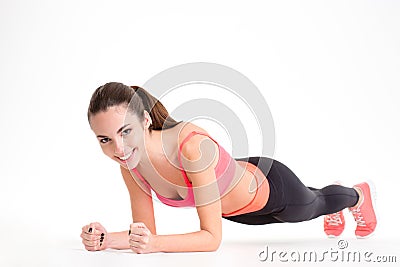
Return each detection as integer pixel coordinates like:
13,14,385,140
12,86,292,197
88,227,92,233
100,242,102,246
128,229,131,235
101,233,105,237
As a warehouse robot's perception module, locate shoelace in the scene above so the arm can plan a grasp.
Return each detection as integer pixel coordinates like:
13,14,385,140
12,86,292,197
350,208,366,227
325,212,343,226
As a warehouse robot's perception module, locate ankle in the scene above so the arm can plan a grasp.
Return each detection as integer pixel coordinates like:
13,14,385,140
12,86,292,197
352,187,363,208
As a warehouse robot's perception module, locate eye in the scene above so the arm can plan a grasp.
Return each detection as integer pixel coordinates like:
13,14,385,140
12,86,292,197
122,129,132,136
100,138,110,144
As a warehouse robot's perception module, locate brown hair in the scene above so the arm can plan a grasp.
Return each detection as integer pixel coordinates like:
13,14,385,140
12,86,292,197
87,82,182,134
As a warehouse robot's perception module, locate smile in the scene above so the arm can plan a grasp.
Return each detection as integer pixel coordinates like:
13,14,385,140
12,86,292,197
118,148,136,161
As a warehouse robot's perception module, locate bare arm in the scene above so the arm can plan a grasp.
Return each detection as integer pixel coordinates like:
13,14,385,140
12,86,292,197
153,201,222,252
107,166,157,250
152,134,223,252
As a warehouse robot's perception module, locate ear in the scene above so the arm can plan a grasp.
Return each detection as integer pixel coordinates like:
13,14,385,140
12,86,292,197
143,110,153,128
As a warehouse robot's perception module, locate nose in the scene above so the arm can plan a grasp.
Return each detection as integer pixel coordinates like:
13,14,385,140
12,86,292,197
113,137,126,156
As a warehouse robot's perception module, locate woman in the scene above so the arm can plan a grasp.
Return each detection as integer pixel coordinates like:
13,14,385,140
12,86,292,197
80,82,377,254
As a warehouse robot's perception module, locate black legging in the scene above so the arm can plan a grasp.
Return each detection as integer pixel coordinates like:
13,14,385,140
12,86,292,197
222,156,359,225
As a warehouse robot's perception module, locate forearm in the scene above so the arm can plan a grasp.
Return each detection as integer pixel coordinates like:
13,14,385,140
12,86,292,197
107,230,130,249
154,230,221,253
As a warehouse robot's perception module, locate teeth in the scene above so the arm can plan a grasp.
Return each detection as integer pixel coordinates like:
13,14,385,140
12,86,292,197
119,148,135,160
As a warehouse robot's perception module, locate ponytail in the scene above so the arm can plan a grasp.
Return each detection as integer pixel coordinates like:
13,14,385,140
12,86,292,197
130,85,182,132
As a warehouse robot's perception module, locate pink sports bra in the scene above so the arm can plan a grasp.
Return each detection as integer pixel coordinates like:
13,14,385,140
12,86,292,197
131,131,237,207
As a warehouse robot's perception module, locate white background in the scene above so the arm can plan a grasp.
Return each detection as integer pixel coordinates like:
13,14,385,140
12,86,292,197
1,0,399,266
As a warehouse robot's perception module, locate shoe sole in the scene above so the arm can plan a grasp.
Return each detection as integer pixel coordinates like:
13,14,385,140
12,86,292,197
355,180,378,239
356,231,375,239
327,234,342,238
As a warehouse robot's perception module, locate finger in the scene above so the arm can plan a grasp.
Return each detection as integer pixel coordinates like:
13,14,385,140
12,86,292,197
89,223,96,234
92,229,103,235
81,232,102,242
130,222,146,230
83,231,101,241
82,224,92,233
129,233,142,243
82,231,103,242
99,232,105,247
131,227,150,236
130,228,144,236
84,240,103,250
130,235,149,248
86,235,103,249
85,244,100,251
83,238,101,247
91,222,106,232
82,225,93,234
129,238,141,249
130,223,148,234
130,243,145,254
81,231,105,247
81,232,101,251
129,233,144,244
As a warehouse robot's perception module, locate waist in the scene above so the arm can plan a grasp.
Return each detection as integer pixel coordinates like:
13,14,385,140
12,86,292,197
222,161,270,217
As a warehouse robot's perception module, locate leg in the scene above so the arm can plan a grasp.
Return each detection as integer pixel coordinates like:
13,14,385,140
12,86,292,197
224,156,359,225
266,159,359,222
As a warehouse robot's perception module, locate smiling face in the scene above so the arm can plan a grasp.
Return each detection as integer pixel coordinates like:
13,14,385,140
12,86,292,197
89,104,152,170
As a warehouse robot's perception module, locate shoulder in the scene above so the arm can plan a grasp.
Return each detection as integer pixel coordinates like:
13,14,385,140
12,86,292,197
178,122,219,164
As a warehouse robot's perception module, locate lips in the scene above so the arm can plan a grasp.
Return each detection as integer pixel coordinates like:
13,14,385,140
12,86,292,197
117,147,136,162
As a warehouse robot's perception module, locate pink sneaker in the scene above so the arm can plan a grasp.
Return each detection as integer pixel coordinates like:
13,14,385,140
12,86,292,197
324,210,345,238
349,181,377,238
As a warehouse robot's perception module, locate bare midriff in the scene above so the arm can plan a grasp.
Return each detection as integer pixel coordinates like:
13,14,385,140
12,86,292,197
221,160,270,217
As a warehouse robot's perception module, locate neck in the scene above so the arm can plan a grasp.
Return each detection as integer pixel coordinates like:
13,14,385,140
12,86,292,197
136,129,165,170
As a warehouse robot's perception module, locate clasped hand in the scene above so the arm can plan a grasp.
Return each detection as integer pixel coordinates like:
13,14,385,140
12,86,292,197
81,222,156,254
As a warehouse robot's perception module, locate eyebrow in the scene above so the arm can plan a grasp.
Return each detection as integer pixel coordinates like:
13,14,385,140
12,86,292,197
96,124,131,138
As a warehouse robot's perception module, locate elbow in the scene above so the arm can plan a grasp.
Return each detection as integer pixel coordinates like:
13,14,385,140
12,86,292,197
208,239,221,252
205,232,222,252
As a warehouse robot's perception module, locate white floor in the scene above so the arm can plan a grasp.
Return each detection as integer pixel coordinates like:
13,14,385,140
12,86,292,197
2,228,398,267
1,193,398,267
